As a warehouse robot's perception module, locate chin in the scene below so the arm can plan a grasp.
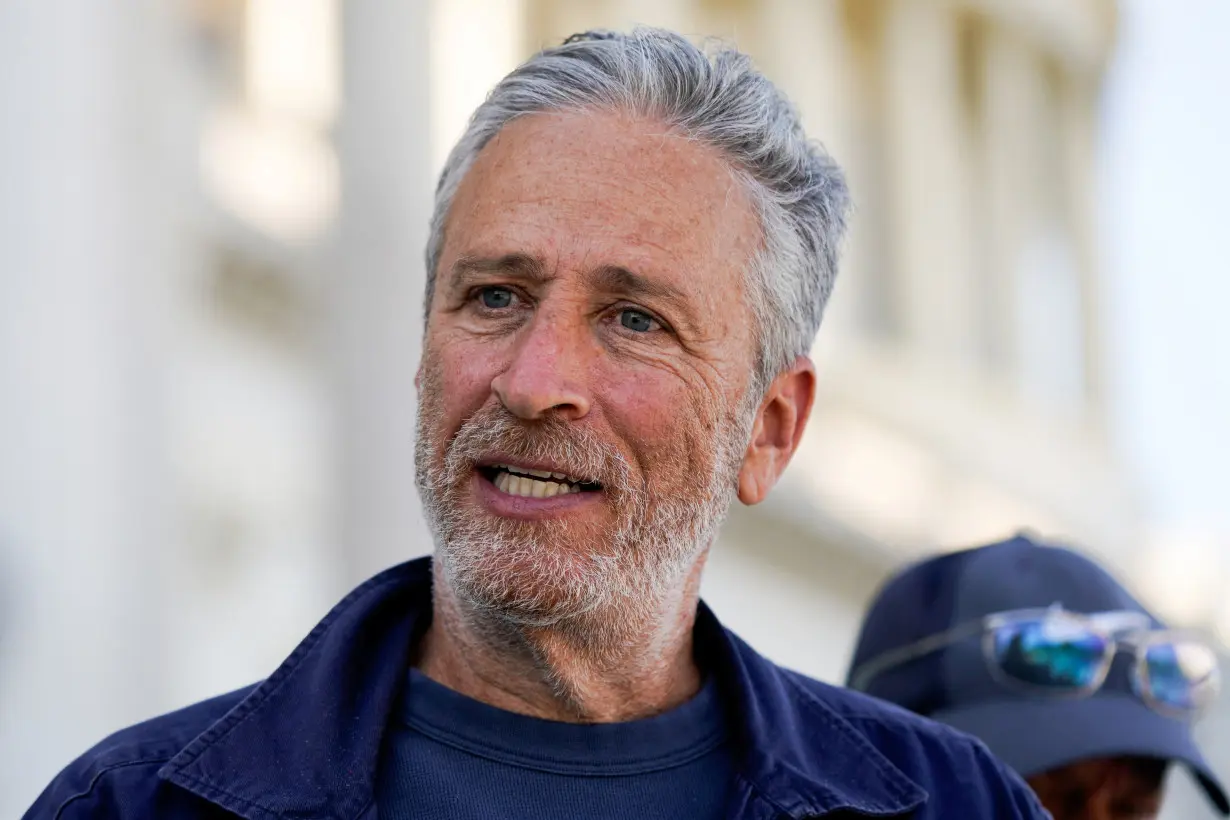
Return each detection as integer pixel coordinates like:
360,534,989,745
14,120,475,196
441,527,624,625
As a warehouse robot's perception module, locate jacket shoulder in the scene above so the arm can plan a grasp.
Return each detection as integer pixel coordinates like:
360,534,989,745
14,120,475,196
781,670,1050,819
782,668,967,745
23,686,256,819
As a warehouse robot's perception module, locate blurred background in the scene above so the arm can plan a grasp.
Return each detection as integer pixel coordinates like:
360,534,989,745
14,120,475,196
1,0,1227,815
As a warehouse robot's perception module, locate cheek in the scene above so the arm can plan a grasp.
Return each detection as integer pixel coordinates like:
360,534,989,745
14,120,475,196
603,367,669,420
426,335,501,422
596,365,718,469
601,367,680,431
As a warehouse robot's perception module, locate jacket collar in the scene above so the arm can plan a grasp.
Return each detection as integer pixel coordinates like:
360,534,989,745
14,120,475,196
160,557,925,819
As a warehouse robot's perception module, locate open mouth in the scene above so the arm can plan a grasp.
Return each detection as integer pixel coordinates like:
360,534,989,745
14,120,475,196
478,463,603,499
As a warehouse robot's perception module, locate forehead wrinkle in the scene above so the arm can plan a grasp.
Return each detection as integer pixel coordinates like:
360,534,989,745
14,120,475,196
447,111,759,339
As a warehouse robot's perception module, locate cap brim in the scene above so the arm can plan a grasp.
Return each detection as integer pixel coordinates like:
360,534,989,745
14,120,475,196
933,693,1229,816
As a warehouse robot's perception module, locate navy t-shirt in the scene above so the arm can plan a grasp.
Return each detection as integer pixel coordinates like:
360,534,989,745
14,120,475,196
375,669,732,819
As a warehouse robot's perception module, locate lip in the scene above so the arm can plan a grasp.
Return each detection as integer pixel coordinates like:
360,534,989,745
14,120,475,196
471,469,603,520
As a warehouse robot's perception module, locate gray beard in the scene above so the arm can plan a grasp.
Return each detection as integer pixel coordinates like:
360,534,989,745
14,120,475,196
413,380,753,642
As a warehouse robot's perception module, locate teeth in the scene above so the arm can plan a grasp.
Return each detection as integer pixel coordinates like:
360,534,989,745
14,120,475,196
492,470,580,498
493,471,511,493
494,464,586,485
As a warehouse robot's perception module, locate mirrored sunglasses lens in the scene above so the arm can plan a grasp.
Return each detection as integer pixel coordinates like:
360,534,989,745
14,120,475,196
991,617,1108,689
1142,640,1220,714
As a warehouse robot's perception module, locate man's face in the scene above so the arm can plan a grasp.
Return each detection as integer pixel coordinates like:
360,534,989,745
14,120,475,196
1028,757,1168,820
415,110,764,625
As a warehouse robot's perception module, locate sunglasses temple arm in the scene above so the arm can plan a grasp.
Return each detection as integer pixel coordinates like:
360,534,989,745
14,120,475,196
848,621,985,692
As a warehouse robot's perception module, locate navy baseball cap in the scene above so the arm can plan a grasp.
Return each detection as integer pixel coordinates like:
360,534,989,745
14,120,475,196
845,533,1228,815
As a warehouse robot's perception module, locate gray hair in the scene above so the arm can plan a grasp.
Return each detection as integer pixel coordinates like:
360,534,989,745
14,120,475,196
425,27,850,393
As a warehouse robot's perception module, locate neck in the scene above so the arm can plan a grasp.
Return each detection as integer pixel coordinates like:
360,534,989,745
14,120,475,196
416,558,707,723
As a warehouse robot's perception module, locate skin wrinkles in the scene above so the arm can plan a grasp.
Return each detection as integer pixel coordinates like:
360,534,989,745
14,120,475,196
414,108,816,723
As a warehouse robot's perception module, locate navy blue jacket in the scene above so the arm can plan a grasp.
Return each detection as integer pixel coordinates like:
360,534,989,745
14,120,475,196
26,558,1050,819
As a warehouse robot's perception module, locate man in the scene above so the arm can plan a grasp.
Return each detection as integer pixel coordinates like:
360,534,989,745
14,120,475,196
27,29,1049,819
847,533,1229,820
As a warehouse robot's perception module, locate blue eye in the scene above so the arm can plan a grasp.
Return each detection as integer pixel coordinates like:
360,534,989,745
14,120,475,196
619,309,656,333
479,287,514,309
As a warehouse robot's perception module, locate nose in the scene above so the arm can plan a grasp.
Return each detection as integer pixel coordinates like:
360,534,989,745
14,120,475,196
490,315,592,421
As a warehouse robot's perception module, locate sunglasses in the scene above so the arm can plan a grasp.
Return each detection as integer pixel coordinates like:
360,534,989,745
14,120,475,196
849,604,1221,720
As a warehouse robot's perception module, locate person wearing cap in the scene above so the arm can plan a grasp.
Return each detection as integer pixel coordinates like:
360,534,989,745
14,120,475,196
847,533,1228,820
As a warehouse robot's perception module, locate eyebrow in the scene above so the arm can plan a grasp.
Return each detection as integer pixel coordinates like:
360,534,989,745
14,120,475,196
447,254,698,328
449,253,549,287
585,264,697,328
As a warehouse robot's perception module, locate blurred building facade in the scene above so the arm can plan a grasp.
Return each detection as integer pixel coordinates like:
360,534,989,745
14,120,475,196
0,1,1224,817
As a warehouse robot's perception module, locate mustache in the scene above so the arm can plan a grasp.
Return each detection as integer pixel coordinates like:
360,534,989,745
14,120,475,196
440,402,635,494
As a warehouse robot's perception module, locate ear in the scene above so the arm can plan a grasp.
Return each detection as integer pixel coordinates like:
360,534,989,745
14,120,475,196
737,356,816,505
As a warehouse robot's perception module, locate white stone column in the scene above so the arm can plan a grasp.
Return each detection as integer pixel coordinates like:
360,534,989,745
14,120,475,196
528,0,697,46
979,25,1045,381
429,0,527,172
528,0,613,44
754,0,848,149
616,0,694,33
0,0,179,813
332,0,437,585
754,0,859,347
981,23,1093,413
1055,71,1105,419
880,0,980,369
